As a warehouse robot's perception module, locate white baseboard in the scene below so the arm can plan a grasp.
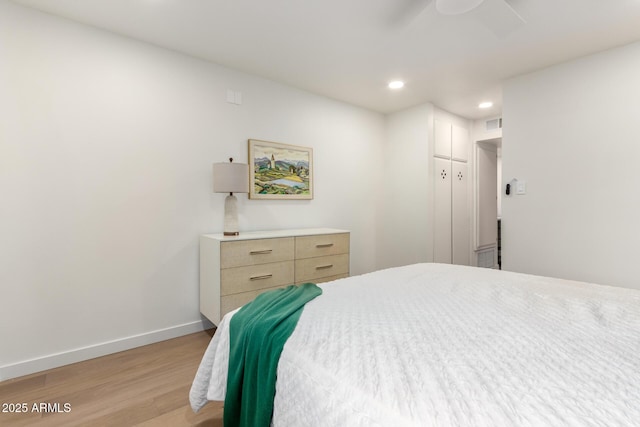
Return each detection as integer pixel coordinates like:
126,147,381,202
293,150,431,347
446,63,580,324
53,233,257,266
0,320,212,382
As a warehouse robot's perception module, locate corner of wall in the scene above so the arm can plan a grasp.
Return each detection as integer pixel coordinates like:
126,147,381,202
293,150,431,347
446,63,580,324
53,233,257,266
0,321,208,382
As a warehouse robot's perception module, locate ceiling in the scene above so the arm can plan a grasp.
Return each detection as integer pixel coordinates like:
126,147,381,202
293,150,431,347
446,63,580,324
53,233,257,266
11,0,640,119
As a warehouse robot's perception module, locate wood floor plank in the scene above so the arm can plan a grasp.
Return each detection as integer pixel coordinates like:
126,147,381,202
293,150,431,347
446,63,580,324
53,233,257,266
0,374,47,399
134,402,224,427
0,329,222,427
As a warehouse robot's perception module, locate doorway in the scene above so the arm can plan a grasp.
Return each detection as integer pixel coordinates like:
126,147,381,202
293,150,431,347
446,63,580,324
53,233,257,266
475,138,501,268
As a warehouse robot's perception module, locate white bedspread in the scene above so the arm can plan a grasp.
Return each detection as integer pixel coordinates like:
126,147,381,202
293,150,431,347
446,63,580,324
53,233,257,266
190,263,640,426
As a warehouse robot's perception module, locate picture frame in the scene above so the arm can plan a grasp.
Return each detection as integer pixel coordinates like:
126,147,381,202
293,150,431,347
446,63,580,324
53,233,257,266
248,139,313,200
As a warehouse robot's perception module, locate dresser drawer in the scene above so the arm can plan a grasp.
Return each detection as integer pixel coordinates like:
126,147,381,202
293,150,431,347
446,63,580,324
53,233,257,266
221,237,294,269
295,233,349,259
221,261,294,296
295,254,349,283
296,273,348,285
220,286,287,318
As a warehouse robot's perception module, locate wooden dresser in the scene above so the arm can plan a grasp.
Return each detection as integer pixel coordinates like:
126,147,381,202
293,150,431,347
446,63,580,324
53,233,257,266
199,228,350,324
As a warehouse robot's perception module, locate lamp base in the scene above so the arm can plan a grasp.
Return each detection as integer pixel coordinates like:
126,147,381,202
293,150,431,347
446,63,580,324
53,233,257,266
223,194,240,236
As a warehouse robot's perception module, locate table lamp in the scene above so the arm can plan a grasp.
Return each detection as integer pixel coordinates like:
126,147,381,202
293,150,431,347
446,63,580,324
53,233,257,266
213,158,249,236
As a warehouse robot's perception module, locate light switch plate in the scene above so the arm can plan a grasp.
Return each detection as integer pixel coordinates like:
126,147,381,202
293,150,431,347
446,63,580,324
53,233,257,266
226,89,236,104
516,180,526,195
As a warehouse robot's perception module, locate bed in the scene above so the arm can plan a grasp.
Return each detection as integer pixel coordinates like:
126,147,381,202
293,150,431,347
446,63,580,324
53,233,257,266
190,263,640,426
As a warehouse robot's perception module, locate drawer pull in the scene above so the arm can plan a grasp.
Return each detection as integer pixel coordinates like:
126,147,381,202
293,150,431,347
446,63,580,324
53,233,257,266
250,249,273,255
250,274,273,281
316,264,333,270
316,243,334,248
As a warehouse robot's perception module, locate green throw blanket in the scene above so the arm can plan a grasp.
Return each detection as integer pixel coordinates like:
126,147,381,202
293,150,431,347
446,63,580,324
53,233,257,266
224,283,323,427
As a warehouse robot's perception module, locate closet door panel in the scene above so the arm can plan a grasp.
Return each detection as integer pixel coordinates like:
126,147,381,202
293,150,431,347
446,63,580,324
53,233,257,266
452,124,469,162
434,119,451,159
434,157,452,263
452,161,470,265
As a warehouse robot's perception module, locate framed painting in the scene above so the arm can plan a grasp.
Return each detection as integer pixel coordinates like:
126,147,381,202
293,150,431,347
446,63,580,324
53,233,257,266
248,139,313,200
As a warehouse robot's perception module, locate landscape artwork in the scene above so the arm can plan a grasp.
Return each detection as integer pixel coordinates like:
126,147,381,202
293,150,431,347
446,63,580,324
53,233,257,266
248,139,313,200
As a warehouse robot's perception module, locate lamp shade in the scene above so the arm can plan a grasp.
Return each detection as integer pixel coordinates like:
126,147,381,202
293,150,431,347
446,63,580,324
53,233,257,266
213,162,249,193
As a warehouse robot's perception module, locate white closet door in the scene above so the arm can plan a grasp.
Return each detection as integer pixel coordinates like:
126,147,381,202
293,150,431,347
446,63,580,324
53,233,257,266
434,157,452,263
452,124,469,162
452,161,470,265
434,120,451,159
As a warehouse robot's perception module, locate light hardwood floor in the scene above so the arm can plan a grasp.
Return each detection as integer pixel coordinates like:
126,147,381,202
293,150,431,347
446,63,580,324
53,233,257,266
0,330,224,426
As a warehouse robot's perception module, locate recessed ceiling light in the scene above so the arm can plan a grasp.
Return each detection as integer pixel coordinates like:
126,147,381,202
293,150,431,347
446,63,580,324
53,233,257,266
388,81,405,89
478,101,493,109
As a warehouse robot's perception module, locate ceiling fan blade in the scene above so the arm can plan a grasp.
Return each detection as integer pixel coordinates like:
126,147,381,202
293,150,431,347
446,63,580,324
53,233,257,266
389,0,433,27
472,0,525,38
436,0,484,16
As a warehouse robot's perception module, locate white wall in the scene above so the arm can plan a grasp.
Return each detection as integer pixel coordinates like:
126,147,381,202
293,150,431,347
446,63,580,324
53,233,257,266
0,0,383,379
502,40,640,290
471,116,502,143
377,103,434,268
